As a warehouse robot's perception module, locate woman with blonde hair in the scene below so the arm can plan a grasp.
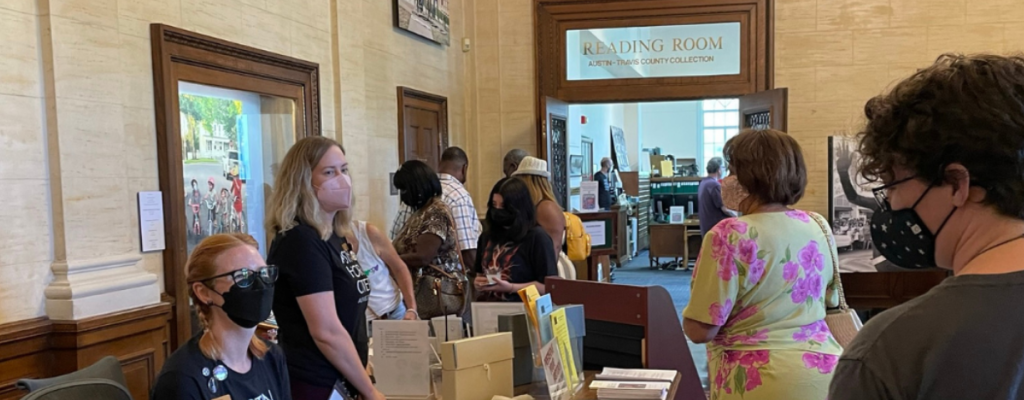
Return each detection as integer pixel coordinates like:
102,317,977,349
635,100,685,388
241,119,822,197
266,136,383,400
152,233,289,399
512,157,566,256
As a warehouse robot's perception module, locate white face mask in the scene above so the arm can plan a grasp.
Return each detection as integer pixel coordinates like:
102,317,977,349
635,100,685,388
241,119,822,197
721,175,749,211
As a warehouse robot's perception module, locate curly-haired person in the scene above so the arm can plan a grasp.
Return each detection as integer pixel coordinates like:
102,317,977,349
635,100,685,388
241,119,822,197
829,54,1024,400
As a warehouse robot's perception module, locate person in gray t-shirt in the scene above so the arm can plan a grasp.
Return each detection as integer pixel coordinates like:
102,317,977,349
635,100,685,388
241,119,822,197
829,53,1024,400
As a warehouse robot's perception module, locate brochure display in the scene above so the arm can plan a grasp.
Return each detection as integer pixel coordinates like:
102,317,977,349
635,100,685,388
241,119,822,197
498,313,534,387
514,286,588,400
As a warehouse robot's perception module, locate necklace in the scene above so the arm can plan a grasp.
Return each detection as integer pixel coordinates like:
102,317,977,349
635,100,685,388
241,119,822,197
976,234,1024,258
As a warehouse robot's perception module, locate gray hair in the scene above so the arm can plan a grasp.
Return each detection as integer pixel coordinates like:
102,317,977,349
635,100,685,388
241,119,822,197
504,149,529,166
707,157,724,174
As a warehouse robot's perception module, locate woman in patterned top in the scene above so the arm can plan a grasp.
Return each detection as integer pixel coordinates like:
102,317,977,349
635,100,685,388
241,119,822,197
682,129,843,400
392,160,462,318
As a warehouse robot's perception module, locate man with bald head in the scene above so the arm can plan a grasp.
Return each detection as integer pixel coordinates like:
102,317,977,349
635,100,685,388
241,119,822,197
503,149,529,178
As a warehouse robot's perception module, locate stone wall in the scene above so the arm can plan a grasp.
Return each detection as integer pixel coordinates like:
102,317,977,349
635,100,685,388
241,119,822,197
0,0,468,324
776,0,1013,216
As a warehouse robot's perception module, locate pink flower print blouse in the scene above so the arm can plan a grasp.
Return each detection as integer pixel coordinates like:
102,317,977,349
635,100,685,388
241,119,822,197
682,211,844,400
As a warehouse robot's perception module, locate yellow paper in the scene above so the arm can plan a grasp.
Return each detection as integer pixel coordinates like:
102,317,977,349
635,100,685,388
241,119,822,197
517,286,543,365
518,286,541,330
550,308,579,390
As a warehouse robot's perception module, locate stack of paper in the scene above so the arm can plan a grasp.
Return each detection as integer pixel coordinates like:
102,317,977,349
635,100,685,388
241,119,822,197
589,381,670,400
589,368,676,400
594,368,676,382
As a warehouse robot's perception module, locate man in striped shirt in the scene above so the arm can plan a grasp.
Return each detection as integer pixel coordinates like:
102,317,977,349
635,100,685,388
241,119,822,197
391,147,481,265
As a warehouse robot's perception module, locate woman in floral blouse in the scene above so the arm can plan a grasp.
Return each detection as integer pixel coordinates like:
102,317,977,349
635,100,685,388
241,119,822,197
682,129,843,400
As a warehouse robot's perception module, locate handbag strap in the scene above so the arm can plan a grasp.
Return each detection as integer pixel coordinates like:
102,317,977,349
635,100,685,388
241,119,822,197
809,211,851,311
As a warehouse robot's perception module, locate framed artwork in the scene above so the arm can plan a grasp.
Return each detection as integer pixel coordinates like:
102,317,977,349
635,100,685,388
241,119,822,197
152,24,320,348
828,136,935,273
569,155,584,177
610,125,630,172
394,0,451,45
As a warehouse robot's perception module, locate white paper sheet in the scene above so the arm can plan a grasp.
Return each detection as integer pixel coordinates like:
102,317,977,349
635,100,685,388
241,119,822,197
137,191,165,252
582,220,606,247
372,320,431,397
580,181,599,212
471,303,526,337
595,367,677,382
430,315,463,342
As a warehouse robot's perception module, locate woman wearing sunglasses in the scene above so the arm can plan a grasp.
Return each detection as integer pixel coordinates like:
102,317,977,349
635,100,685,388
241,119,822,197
266,136,383,400
152,233,288,400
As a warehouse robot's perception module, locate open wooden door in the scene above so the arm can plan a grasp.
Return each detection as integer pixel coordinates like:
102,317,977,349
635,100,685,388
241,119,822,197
739,88,788,131
540,96,569,208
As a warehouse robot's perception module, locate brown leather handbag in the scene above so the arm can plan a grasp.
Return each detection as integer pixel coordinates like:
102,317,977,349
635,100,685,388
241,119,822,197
414,263,468,320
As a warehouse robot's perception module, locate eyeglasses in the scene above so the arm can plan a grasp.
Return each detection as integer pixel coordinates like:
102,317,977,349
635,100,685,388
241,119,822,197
871,175,916,211
199,266,279,289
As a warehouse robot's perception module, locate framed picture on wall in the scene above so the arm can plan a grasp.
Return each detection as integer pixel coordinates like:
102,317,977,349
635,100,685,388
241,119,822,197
828,135,934,273
569,155,584,177
393,0,451,45
152,24,320,348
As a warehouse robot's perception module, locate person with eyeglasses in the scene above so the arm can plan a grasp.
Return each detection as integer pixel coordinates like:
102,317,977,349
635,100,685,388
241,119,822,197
152,233,289,400
828,54,1024,400
265,136,383,400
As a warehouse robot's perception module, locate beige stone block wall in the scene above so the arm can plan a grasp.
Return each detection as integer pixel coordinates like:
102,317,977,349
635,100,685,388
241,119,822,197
0,0,468,323
776,0,1022,216
465,0,537,210
336,0,468,230
0,2,50,323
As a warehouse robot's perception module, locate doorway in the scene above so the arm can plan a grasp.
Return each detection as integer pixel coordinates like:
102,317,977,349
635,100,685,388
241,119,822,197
547,91,787,392
397,87,449,168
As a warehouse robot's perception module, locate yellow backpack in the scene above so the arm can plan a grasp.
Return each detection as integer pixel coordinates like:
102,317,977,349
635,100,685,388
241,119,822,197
563,212,592,261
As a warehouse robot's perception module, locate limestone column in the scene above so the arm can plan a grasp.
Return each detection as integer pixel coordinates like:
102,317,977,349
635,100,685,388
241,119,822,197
39,0,160,321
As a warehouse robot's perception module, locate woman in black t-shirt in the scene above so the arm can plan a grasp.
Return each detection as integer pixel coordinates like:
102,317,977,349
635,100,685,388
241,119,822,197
473,178,558,302
265,137,383,400
152,233,289,400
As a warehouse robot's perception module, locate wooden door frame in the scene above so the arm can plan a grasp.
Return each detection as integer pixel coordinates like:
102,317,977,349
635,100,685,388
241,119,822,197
534,0,775,160
397,87,450,165
739,87,788,131
151,24,320,349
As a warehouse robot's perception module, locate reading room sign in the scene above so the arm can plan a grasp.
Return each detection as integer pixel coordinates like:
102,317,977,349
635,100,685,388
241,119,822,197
566,22,741,81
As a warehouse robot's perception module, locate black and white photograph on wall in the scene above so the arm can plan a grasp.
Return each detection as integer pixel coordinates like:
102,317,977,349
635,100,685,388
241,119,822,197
828,135,918,273
394,0,451,45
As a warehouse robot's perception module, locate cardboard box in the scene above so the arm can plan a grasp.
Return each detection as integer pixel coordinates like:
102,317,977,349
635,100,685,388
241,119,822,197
441,333,515,400
498,313,533,387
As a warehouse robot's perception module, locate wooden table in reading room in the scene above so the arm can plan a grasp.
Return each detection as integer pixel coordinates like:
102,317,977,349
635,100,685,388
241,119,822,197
515,371,683,400
648,220,702,270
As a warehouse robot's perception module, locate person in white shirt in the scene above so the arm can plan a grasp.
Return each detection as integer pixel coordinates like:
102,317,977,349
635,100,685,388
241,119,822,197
390,147,481,265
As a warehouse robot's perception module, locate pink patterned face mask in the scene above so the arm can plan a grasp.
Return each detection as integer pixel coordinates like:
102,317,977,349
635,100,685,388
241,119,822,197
721,175,749,211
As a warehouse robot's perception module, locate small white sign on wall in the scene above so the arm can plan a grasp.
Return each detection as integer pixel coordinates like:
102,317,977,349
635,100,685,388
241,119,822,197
138,191,166,252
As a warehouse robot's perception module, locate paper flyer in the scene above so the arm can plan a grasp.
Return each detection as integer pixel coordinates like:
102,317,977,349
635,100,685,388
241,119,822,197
550,308,579,390
541,341,568,400
371,321,431,397
517,285,544,366
580,181,599,212
535,294,554,344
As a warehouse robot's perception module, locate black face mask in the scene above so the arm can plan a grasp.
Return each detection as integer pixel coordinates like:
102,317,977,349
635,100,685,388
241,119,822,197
488,208,524,242
488,208,516,227
209,279,275,329
870,185,956,269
